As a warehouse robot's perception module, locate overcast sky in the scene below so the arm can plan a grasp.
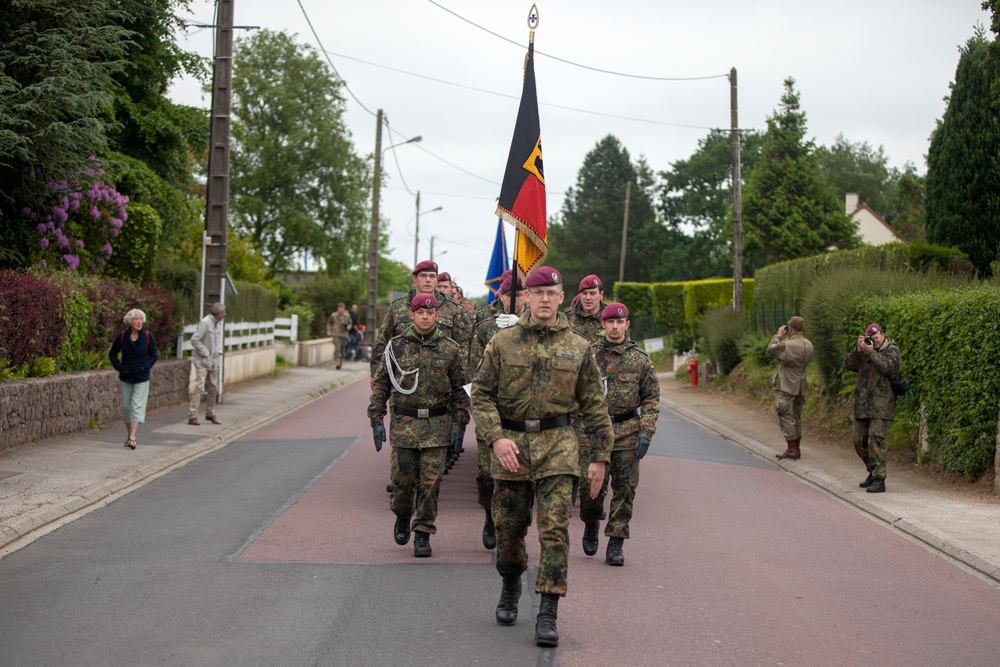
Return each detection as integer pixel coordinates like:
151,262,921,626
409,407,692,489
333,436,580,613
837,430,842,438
168,0,991,297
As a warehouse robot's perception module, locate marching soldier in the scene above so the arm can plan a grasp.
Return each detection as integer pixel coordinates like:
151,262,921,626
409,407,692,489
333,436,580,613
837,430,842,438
472,266,612,648
369,293,469,558
475,269,513,326
467,273,525,550
565,274,607,344
371,259,472,383
583,302,660,566
436,271,454,299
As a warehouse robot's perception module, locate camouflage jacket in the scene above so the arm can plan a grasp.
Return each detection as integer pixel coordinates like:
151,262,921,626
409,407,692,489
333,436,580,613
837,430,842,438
565,301,607,345
471,311,612,481
468,315,501,384
844,338,900,420
767,333,814,395
594,336,660,449
368,325,470,449
474,299,503,327
326,311,352,339
371,289,472,378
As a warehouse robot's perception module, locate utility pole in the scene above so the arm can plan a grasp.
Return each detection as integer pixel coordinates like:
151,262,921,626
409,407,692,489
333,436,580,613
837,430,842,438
202,0,235,317
730,67,744,311
430,235,435,261
413,190,420,267
618,180,632,283
365,109,384,345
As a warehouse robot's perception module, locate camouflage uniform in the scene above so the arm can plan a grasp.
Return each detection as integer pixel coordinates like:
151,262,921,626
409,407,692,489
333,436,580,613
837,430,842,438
371,289,472,379
471,311,612,596
565,300,607,489
369,325,469,535
767,332,814,440
468,315,502,512
844,338,900,479
327,310,352,362
586,334,659,539
474,298,504,327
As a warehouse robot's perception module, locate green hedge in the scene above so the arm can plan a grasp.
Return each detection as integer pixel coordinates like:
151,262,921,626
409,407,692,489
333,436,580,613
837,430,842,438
651,282,685,328
683,278,754,331
226,280,279,323
851,285,1000,480
613,282,653,317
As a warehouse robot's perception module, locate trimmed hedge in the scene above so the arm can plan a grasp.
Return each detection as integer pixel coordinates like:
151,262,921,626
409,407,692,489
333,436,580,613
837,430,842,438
683,278,755,331
651,282,685,328
851,285,1000,481
613,282,653,317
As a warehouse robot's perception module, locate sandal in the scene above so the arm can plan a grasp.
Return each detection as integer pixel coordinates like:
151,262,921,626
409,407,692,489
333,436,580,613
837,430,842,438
125,439,136,450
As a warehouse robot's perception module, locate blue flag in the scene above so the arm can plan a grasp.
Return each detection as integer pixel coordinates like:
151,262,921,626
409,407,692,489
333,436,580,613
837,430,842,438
484,219,510,303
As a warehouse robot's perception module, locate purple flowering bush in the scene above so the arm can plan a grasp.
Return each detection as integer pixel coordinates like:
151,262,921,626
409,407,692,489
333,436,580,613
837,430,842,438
24,157,129,273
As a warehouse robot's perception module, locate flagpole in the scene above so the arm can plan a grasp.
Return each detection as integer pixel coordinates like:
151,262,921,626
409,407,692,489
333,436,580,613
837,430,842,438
510,5,539,318
510,228,519,315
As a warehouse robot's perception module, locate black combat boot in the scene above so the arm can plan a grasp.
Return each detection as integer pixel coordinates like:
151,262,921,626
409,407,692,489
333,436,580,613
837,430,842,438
582,521,600,556
859,473,875,488
393,514,411,545
866,477,886,493
495,576,521,626
413,531,432,557
482,511,496,550
534,593,559,647
606,536,625,566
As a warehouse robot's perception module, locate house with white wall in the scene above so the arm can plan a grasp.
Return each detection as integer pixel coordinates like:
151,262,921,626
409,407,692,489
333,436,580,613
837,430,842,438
846,193,904,246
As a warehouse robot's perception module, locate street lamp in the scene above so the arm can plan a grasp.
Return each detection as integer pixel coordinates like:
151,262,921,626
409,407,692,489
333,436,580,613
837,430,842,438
365,113,421,344
429,235,448,261
413,190,443,266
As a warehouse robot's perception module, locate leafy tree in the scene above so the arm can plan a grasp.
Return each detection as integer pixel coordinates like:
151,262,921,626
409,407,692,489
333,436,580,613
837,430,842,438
547,134,657,291
741,78,859,272
230,30,371,275
815,135,925,240
925,28,1000,275
650,129,763,280
0,0,131,266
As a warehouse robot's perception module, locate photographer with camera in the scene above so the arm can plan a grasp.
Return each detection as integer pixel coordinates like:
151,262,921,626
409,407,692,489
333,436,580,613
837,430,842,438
767,316,814,460
844,323,901,493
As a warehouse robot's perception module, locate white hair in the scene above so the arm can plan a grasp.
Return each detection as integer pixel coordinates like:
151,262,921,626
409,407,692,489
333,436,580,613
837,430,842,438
123,308,146,325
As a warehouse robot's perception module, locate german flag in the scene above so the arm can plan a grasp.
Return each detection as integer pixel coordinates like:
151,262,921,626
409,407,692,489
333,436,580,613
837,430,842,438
496,39,546,280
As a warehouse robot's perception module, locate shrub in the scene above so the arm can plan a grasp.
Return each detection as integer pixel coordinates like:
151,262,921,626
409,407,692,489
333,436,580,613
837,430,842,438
105,201,160,283
226,280,279,323
0,270,65,369
613,282,653,317
650,282,684,328
698,304,748,375
683,278,754,332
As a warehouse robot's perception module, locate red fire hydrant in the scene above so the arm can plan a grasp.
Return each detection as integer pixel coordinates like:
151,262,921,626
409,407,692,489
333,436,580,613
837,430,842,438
687,358,698,386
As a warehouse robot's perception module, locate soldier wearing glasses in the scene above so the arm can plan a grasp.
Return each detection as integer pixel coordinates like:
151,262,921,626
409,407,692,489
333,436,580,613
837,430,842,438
472,266,612,648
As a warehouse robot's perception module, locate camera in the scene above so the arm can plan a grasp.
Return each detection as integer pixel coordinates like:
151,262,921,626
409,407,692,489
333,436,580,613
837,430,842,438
864,336,873,346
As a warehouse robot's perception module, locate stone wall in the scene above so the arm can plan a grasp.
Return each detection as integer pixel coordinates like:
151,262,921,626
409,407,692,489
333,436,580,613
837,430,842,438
0,359,191,452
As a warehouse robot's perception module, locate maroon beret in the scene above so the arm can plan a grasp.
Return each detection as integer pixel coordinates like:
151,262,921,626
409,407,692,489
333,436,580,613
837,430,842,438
601,302,629,320
525,266,562,288
410,293,438,312
865,323,881,336
412,259,438,275
437,271,451,283
499,274,524,295
578,274,602,293
571,293,581,308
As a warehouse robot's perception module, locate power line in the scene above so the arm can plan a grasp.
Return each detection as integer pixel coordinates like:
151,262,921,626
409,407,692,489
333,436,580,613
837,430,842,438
425,0,729,82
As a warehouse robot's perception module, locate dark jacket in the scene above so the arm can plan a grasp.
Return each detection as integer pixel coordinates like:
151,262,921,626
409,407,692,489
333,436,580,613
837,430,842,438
109,329,159,384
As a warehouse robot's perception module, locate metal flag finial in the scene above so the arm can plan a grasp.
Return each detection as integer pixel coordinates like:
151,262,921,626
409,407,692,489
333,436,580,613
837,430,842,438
528,4,539,30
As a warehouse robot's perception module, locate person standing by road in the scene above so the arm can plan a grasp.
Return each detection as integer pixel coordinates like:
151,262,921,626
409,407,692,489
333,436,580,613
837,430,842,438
467,273,525,550
583,302,659,566
844,323,900,493
346,303,360,362
109,308,158,450
188,302,225,426
327,302,352,370
767,316,814,460
369,293,469,558
472,266,612,648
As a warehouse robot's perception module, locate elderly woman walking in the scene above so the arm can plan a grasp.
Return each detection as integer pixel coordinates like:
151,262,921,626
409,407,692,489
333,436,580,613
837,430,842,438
109,308,159,450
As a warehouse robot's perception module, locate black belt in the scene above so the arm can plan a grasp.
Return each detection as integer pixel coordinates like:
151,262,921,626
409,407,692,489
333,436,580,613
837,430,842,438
500,415,570,433
611,409,639,423
394,406,448,418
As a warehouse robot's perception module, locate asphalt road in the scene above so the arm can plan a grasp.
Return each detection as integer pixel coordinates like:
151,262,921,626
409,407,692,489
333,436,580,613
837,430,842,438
1,379,998,666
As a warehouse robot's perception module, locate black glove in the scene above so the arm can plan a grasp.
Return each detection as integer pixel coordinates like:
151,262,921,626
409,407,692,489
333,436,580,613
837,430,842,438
449,428,464,456
372,423,386,452
635,434,651,460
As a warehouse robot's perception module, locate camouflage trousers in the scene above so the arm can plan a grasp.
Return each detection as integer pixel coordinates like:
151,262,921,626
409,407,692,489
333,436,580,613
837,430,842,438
390,446,447,534
475,436,495,512
493,475,572,596
596,449,640,539
853,418,889,479
774,389,805,440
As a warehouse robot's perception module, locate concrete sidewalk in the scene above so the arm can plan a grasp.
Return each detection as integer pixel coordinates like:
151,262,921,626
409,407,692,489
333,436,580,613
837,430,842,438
659,372,1000,585
2,362,998,587
0,361,368,556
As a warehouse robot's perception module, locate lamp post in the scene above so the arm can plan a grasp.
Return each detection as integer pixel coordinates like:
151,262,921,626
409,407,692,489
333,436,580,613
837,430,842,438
413,191,443,266
365,114,421,344
429,235,448,262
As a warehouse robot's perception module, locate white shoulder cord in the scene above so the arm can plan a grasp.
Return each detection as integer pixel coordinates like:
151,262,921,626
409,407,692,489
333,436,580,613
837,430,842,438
385,340,418,395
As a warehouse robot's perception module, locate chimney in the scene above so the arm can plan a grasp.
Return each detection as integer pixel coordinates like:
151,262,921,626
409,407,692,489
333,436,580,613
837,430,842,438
845,192,860,215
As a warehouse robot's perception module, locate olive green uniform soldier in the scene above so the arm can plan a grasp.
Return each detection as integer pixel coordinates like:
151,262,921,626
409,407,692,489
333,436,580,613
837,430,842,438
371,259,472,382
369,293,470,558
844,322,900,494
472,266,612,648
467,274,525,550
766,315,815,460
475,269,512,326
582,302,659,566
327,302,352,370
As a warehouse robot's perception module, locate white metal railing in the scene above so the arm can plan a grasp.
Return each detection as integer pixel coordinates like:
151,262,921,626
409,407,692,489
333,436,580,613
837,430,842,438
176,315,298,359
